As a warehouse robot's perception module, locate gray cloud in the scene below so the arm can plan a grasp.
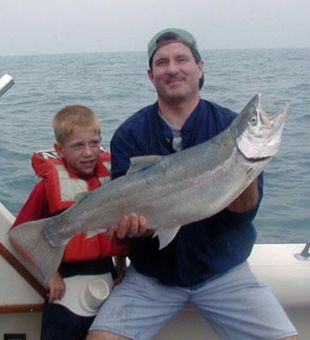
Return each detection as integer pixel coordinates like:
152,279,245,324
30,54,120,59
0,0,309,56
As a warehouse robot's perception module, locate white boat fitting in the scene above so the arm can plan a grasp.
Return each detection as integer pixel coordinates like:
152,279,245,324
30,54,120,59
0,74,14,97
0,201,309,339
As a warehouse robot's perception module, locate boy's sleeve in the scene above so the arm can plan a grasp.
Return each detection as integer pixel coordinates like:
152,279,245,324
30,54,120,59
11,181,50,228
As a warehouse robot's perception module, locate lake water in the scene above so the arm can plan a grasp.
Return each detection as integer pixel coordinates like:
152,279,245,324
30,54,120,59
0,48,309,243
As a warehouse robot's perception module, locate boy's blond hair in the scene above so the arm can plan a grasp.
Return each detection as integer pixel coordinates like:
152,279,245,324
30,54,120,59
53,105,101,145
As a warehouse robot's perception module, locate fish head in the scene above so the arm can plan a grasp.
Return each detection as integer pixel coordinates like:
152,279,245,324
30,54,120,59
235,94,288,160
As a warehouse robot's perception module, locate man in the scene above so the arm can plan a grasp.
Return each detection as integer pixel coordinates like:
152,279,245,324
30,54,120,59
87,28,298,340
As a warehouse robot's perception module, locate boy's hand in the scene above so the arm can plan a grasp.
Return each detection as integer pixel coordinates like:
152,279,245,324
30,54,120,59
46,271,65,303
106,214,151,239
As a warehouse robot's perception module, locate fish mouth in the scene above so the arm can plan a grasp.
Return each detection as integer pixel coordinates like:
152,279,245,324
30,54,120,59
259,102,289,130
246,93,289,130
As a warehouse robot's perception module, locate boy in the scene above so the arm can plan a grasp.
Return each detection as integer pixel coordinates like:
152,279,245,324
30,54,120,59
10,105,129,340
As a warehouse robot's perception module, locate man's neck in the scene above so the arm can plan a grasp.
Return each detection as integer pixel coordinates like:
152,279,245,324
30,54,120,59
158,96,200,129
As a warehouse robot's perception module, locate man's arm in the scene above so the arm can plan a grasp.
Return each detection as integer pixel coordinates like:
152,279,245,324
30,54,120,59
227,179,259,213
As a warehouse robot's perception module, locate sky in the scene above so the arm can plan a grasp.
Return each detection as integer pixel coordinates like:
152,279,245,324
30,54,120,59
0,0,309,56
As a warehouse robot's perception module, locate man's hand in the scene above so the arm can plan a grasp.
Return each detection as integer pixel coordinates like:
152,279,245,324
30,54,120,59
106,213,151,239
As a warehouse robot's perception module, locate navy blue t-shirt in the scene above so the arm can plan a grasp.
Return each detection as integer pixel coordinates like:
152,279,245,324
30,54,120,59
110,99,262,287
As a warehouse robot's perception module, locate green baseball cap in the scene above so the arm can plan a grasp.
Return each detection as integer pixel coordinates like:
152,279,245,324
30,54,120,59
147,27,204,89
147,27,201,63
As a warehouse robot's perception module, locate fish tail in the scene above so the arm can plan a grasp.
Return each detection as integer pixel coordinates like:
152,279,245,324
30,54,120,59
9,217,65,283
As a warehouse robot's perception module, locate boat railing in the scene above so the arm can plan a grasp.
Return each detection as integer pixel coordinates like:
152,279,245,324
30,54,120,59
294,242,310,261
0,74,14,97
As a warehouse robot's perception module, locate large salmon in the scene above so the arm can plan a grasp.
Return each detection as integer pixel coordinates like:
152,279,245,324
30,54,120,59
9,94,288,282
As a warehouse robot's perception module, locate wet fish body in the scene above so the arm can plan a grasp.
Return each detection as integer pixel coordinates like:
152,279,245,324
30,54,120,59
9,94,288,282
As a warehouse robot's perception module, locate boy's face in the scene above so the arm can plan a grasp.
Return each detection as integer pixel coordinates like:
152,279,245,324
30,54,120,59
54,128,101,178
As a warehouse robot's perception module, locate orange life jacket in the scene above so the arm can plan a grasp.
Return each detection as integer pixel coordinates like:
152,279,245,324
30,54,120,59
32,149,129,262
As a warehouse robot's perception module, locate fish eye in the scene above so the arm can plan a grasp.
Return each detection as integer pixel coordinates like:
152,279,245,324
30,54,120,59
250,115,257,124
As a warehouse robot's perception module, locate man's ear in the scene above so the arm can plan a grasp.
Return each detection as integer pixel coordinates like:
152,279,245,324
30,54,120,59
54,143,64,158
147,68,154,83
198,60,204,76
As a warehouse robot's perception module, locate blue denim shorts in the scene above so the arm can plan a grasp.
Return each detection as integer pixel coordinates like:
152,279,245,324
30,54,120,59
90,262,297,340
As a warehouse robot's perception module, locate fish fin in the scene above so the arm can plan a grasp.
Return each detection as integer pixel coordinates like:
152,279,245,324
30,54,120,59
85,229,106,238
155,226,181,250
74,191,90,203
127,155,163,174
9,218,65,283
